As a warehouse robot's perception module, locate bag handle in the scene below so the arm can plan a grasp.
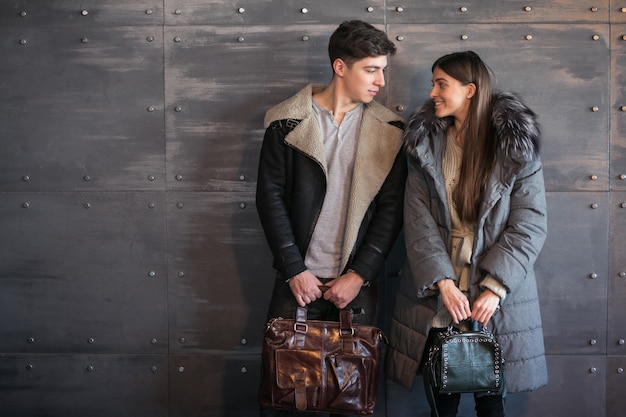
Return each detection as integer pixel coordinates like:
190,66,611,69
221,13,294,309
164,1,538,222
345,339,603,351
293,306,356,352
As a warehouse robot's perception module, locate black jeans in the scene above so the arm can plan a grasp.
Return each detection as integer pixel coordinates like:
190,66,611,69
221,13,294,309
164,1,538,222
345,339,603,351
259,274,378,417
433,392,505,417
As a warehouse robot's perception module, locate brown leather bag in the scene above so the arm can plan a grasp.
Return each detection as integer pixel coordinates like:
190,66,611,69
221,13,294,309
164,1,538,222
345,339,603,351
258,306,385,415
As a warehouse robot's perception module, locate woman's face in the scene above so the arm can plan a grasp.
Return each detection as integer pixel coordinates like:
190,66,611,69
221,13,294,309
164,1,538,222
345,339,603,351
429,67,474,124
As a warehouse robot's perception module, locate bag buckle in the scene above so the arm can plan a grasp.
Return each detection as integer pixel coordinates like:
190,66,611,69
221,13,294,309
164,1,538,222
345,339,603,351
294,322,308,334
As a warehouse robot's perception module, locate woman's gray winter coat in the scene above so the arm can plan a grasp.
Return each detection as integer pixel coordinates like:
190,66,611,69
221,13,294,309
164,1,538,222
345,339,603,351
385,92,548,393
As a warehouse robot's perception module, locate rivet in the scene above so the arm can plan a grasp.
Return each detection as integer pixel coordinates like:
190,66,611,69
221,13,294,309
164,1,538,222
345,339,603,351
26,364,33,370
590,339,597,345
619,272,626,277
148,202,155,209
619,339,625,345
241,366,248,373
592,35,600,41
589,367,597,373
618,368,624,374
179,337,186,344
525,34,533,41
151,338,158,344
367,7,374,12
174,9,182,15
591,203,598,209
148,271,156,277
239,175,246,181
591,7,598,12
589,273,598,279
620,106,626,111
178,366,184,373
396,105,405,112
396,35,404,41
148,175,155,181
84,203,91,209
237,36,245,43
621,202,626,208
591,106,599,112
22,202,29,208
175,174,183,181
146,36,154,42
240,202,246,209
620,174,626,180
396,6,404,12
177,202,184,209
178,271,185,277
19,39,27,45
146,9,153,15
590,175,598,181
301,8,308,14
86,365,94,372
237,7,245,13
23,175,30,182
147,106,155,112
622,7,626,13
28,337,35,343
174,37,181,43
524,6,532,12
175,106,182,112
301,35,309,41
81,37,88,44
460,6,468,13
88,337,95,344
83,175,91,181
81,10,89,16
241,338,247,345
20,11,27,17
151,366,157,372
461,34,469,40
622,35,626,41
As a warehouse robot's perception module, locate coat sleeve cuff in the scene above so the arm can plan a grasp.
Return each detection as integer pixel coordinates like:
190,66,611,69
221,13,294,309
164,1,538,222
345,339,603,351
480,275,508,300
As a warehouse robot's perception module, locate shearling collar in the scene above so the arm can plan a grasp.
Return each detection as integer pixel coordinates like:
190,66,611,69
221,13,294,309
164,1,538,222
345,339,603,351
403,92,541,164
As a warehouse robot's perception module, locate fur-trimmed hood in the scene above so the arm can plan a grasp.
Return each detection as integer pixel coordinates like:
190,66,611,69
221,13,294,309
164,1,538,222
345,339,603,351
403,92,541,164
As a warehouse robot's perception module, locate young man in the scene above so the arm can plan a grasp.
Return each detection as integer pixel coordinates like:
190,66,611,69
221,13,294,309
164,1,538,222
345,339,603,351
256,20,406,417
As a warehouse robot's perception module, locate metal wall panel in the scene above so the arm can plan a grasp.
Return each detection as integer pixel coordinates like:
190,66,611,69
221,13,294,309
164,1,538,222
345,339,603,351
388,23,610,193
163,0,386,26
167,192,273,352
0,26,165,192
611,26,626,191
169,353,260,417
606,356,626,417
0,192,168,354
0,354,168,417
0,0,163,26
536,192,608,354
386,0,609,23
608,192,626,355
164,24,334,191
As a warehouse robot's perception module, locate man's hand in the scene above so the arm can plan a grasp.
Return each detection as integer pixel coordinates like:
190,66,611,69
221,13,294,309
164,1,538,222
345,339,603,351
438,278,471,324
322,270,365,309
288,270,324,307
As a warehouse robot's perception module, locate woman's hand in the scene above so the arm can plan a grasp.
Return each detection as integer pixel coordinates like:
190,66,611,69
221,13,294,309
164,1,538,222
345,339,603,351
438,279,471,324
471,289,501,327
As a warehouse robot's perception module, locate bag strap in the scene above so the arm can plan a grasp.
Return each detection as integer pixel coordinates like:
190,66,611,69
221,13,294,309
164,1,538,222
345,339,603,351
294,306,308,348
339,309,355,352
423,363,440,417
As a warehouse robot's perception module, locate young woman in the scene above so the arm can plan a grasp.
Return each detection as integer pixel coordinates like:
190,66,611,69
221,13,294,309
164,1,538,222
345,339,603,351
385,51,548,417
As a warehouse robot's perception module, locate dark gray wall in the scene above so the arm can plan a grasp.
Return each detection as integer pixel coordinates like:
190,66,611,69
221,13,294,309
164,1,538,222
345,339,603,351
0,1,624,416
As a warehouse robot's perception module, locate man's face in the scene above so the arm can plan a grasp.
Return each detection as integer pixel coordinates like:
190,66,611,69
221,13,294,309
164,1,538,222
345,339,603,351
339,55,388,104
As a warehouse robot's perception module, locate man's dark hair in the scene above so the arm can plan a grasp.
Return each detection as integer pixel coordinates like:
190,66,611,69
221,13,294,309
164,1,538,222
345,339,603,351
328,20,396,67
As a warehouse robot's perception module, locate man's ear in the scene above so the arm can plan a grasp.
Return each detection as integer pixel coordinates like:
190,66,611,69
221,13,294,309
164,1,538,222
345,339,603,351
333,58,346,77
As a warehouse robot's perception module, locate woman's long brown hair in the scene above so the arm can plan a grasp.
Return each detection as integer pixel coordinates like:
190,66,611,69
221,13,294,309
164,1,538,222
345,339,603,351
432,51,495,223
